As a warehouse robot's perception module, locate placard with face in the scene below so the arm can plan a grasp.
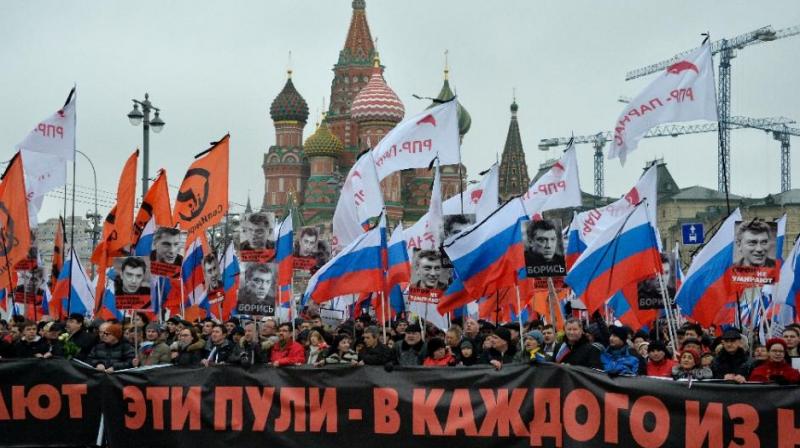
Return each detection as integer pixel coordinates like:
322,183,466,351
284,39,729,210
523,219,566,278
239,212,277,262
293,226,330,271
113,256,152,311
236,262,276,316
732,219,778,286
150,226,186,277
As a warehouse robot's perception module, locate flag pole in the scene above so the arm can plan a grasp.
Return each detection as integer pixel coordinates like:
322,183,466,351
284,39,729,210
546,277,559,327
67,95,78,317
514,285,525,353
655,267,678,356
0,234,18,319
380,289,387,343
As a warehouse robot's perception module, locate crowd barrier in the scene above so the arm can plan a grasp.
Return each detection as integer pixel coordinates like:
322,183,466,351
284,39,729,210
1,359,799,447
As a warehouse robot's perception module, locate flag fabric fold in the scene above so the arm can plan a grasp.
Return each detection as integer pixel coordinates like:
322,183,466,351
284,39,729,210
520,144,581,217
173,135,229,238
674,209,742,326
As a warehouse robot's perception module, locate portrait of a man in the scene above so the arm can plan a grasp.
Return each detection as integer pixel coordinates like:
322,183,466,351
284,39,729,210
411,249,448,291
203,252,222,292
637,253,676,309
293,227,330,271
237,263,276,315
150,227,184,265
240,212,275,251
734,220,776,267
114,256,151,296
524,219,566,277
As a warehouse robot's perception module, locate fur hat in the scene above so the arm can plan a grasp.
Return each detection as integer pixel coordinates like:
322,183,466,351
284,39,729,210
493,327,512,345
426,337,446,355
648,340,667,353
406,323,422,333
609,325,629,341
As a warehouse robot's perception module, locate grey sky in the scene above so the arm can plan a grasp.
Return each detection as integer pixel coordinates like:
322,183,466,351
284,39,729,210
1,0,798,221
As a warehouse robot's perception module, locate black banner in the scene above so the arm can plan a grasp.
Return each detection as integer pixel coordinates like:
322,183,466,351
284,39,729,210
3,360,800,447
0,359,103,447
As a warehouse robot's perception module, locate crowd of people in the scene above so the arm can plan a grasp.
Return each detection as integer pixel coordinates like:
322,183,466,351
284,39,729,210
1,311,799,384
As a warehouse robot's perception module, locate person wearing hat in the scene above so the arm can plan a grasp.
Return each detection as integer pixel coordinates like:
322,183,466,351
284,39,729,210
481,327,518,369
423,337,456,367
645,340,675,378
41,322,66,358
671,348,712,380
601,325,640,376
65,313,97,361
394,323,426,366
514,330,548,363
457,340,479,366
552,318,603,370
711,328,750,383
133,323,171,367
164,316,182,346
748,338,800,384
87,323,135,372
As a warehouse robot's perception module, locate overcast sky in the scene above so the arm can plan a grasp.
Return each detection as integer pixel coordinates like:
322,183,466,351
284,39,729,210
1,0,799,221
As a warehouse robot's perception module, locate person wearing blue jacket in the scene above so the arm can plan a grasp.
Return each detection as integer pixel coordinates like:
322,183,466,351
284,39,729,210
601,325,640,376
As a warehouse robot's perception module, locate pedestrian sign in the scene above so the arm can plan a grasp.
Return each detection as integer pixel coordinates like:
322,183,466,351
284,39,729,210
681,223,704,245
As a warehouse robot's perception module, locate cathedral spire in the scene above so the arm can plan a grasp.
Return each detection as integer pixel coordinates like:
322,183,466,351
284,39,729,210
338,0,375,66
498,97,529,200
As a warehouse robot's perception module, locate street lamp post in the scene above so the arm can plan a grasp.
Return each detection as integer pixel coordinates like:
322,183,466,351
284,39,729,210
76,150,100,275
127,93,165,199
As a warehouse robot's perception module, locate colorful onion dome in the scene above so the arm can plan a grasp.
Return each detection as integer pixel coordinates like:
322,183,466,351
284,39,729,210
303,118,344,157
350,55,405,123
430,67,471,136
270,72,309,123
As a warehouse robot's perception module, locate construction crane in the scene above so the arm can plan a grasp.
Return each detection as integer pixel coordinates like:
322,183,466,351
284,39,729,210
538,116,796,197
624,25,800,193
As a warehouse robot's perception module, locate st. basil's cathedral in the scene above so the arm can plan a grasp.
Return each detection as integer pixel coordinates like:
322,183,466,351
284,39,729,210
261,0,529,229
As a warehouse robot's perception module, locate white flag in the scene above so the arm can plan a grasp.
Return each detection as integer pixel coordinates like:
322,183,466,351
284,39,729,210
574,163,660,250
442,162,499,222
521,144,582,216
609,42,717,163
427,159,443,248
21,150,67,226
332,151,385,251
372,100,460,180
17,88,76,161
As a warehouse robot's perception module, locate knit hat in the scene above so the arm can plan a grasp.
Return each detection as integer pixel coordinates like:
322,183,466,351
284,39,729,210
459,339,474,350
680,348,700,365
494,327,512,345
426,337,446,355
765,337,788,353
609,325,629,341
525,330,544,346
106,323,123,340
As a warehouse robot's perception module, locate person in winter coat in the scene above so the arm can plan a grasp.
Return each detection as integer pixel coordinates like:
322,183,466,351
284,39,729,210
481,328,519,369
133,323,171,367
202,324,235,366
645,340,675,378
711,328,751,383
270,323,305,366
231,322,266,367
14,321,50,358
319,334,359,366
553,318,602,370
171,327,205,367
423,337,456,367
514,330,549,363
358,326,395,366
306,330,329,365
672,348,712,380
748,338,800,384
64,313,97,361
394,323,426,366
601,325,640,376
87,323,135,372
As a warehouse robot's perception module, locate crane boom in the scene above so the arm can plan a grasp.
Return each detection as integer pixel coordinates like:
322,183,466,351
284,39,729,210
624,25,800,81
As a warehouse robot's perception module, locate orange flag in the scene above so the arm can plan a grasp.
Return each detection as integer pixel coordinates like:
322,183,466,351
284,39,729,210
90,149,139,266
0,153,32,292
132,169,172,246
173,135,229,237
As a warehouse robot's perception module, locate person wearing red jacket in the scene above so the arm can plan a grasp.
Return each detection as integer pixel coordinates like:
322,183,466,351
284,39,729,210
645,340,675,378
748,338,800,385
270,323,305,367
422,337,456,367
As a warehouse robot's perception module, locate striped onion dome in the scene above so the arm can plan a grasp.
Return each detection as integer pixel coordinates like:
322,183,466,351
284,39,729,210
270,73,309,123
350,57,405,124
303,119,343,157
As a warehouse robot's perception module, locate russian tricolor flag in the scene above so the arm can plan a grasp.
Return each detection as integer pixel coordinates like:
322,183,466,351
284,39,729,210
275,211,294,290
775,234,800,310
220,241,240,319
304,214,386,304
776,213,787,268
51,248,95,318
565,211,586,270
442,198,527,309
386,223,410,291
182,236,208,311
134,217,156,257
96,268,124,321
675,209,741,326
566,202,661,314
